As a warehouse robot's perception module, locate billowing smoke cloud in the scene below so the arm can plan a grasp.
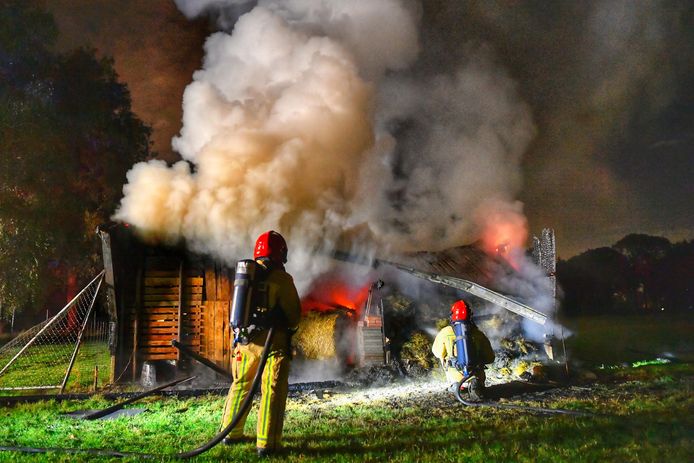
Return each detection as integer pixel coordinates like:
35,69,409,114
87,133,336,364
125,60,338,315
437,0,694,255
114,0,537,293
355,46,535,252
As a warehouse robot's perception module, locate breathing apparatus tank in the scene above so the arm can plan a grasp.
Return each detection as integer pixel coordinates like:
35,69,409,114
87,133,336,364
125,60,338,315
230,259,270,345
450,300,473,378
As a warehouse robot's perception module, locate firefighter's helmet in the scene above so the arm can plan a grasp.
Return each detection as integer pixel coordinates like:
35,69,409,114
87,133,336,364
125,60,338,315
450,300,471,322
254,231,288,264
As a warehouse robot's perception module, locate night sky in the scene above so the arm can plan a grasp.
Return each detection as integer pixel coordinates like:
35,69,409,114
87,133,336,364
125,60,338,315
39,0,694,258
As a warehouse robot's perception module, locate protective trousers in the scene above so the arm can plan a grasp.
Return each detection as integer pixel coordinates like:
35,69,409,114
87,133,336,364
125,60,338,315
221,330,290,450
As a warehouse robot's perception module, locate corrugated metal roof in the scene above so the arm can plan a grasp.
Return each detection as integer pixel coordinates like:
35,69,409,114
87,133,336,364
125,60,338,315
385,243,513,290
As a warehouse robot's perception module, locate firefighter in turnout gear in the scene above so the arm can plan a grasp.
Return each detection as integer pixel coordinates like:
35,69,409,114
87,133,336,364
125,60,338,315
221,231,301,457
432,300,495,399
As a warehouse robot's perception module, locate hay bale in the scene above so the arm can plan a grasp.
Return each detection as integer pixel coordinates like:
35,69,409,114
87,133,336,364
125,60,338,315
295,310,354,361
295,312,338,359
384,294,414,314
400,331,436,370
488,336,549,384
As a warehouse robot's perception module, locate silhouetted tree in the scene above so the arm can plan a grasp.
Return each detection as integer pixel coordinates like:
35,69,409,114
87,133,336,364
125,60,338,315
0,2,151,318
613,234,672,311
653,240,694,313
613,234,672,260
558,247,632,315
558,235,692,315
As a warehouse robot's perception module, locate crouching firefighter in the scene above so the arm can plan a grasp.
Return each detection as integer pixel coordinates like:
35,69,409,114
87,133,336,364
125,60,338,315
432,300,495,402
221,231,301,457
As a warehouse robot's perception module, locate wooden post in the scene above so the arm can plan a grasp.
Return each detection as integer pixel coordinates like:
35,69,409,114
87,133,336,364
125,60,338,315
204,266,217,359
110,355,116,385
132,267,143,382
59,276,104,393
217,268,231,366
92,365,99,392
98,229,119,385
177,260,184,363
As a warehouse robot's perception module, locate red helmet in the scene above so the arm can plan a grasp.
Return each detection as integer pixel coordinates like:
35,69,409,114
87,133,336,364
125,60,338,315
254,231,288,263
450,300,470,322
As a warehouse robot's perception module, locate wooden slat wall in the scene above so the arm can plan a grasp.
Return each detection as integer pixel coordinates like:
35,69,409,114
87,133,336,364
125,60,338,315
133,266,204,362
123,256,238,376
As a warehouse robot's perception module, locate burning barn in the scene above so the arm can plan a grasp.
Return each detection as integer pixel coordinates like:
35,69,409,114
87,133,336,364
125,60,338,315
98,222,557,385
98,224,391,383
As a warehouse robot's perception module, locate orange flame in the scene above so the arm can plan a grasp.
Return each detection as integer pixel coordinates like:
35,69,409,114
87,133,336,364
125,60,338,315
477,201,528,269
301,280,371,317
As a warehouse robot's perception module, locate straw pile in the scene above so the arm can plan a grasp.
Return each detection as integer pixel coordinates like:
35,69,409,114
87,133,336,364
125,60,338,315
295,310,353,360
400,331,437,370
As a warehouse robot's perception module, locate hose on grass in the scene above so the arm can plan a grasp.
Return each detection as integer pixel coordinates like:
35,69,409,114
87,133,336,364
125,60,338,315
453,376,596,417
176,327,274,459
83,375,196,420
0,328,275,459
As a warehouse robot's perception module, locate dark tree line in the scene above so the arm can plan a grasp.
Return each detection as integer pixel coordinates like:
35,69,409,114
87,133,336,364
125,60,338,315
0,2,151,321
557,234,693,315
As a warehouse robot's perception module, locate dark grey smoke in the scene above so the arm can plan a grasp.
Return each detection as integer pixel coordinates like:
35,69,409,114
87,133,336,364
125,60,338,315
419,0,694,255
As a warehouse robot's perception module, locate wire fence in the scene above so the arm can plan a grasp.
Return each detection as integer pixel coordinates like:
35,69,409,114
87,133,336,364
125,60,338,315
65,316,111,392
0,271,107,393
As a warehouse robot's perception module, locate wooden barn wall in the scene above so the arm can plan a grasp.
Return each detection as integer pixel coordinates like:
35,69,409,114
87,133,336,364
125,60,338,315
106,227,387,381
118,249,234,381
200,266,233,372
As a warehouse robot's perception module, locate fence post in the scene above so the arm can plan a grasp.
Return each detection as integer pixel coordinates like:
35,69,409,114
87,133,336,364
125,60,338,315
92,365,99,392
60,276,104,393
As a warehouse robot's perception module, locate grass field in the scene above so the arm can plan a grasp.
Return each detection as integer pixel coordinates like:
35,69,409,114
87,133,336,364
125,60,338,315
0,362,692,462
0,315,691,462
563,314,694,366
0,342,111,394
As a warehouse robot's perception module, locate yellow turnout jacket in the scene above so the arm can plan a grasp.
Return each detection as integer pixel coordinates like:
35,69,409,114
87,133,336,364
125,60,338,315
432,324,495,383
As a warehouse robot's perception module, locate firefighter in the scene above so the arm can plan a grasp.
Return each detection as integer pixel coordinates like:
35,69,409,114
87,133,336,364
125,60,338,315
432,300,495,398
221,231,301,457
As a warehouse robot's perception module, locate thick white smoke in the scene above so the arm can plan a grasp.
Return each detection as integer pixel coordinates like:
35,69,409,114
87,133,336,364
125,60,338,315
115,0,537,293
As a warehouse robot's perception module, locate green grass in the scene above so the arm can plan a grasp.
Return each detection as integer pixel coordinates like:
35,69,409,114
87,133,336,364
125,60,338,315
0,363,692,462
0,314,691,461
0,342,111,394
562,314,694,366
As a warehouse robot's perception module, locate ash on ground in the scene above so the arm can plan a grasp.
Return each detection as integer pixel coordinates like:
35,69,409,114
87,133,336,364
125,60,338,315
342,363,404,388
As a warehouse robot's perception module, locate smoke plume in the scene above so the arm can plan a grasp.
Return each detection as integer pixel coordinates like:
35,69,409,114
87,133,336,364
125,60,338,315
114,0,537,292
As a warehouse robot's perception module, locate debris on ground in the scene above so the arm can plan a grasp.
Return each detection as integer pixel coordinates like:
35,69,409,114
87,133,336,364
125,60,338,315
343,363,403,388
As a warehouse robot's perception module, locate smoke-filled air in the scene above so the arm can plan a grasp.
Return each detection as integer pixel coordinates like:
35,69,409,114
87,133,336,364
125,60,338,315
114,0,537,292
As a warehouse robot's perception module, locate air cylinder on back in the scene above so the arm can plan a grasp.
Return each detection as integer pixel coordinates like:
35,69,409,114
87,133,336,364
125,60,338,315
453,321,471,377
230,259,258,330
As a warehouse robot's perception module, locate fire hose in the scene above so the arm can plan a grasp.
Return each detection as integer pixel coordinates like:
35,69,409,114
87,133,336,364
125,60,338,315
0,327,275,459
453,376,595,417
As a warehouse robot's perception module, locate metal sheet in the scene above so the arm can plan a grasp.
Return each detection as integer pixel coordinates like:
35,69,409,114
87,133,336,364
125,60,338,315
65,408,146,420
386,263,548,325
